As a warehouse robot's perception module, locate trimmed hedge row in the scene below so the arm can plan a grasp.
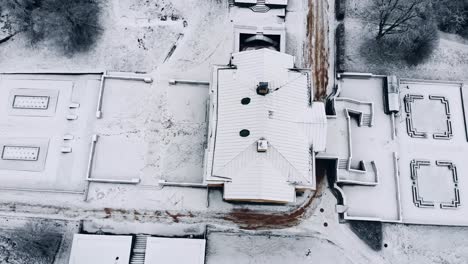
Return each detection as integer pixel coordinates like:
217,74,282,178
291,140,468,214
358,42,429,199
335,22,346,73
336,0,346,21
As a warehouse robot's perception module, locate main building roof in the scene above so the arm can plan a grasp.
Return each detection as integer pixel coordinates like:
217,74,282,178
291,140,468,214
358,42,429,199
205,49,327,203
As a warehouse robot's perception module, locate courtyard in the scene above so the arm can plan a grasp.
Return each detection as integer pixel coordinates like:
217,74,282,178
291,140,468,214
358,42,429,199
328,74,468,225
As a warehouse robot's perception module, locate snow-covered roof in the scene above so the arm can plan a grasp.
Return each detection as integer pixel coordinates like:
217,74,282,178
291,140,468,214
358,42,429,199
68,234,132,264
234,0,288,5
144,237,206,264
205,49,327,203
265,0,288,5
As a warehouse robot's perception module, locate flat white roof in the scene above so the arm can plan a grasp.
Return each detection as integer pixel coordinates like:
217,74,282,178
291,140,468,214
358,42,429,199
0,75,101,192
68,234,132,264
144,237,206,264
0,73,155,193
234,0,288,5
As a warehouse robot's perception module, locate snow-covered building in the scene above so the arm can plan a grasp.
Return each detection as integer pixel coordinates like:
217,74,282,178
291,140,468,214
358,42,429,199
234,0,288,5
234,0,288,12
68,234,206,264
68,234,133,264
231,0,288,52
203,48,327,203
144,237,206,264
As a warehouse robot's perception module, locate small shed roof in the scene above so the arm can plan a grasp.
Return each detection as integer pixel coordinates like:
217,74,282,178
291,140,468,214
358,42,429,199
144,237,206,264
68,234,132,264
234,0,288,5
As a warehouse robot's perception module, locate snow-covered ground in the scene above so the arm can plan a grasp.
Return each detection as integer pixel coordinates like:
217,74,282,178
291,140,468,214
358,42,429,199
0,216,80,263
1,0,468,263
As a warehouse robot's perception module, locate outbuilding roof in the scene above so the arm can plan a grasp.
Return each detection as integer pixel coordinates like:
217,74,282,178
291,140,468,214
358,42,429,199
68,234,132,264
144,237,206,264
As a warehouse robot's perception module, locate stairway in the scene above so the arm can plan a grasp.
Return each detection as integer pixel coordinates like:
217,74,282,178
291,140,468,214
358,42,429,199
251,0,270,12
338,159,348,170
361,114,372,127
130,235,149,264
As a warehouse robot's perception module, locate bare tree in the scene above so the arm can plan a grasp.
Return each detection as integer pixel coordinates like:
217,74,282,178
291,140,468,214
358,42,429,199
362,0,439,65
0,4,15,44
1,0,102,54
367,0,432,40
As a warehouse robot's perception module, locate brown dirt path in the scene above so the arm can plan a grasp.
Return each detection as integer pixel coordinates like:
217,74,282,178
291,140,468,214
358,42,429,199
0,168,328,230
306,0,330,100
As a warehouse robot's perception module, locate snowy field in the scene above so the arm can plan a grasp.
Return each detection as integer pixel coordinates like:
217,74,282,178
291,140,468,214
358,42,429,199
206,231,354,264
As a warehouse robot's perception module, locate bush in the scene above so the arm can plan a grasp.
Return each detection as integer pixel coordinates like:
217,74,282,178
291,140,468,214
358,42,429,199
4,0,101,54
401,23,440,65
336,0,346,21
335,23,346,72
460,25,468,39
433,0,468,34
365,0,433,40
372,22,439,66
349,220,383,251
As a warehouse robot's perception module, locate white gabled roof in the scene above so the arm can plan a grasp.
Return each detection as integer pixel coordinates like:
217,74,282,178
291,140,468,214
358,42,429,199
68,234,132,264
234,0,288,5
302,102,328,152
265,0,288,5
223,144,296,202
208,49,327,203
144,237,205,264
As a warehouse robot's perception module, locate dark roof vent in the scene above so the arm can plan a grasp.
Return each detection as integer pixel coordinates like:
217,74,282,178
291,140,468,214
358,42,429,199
239,129,250,137
256,82,269,96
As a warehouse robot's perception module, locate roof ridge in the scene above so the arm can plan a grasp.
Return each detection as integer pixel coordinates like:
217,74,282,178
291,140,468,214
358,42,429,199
215,141,257,176
267,144,311,184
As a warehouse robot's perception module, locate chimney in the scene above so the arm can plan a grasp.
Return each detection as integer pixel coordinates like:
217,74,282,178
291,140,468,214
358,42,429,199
257,139,268,152
256,82,269,96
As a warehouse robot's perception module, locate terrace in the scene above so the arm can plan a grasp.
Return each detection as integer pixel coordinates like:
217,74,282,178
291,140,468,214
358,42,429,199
325,73,468,226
